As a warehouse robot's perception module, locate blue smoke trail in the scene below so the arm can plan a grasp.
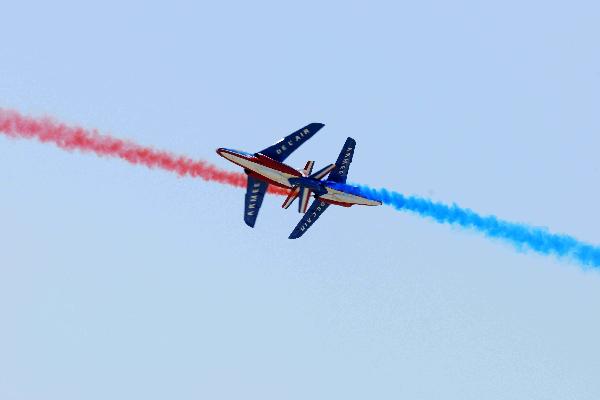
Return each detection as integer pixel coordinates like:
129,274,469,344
328,182,600,268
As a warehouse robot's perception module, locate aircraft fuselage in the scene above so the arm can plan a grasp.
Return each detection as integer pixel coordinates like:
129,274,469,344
216,148,379,207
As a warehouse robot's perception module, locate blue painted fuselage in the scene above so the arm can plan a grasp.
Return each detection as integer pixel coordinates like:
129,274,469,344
287,177,328,196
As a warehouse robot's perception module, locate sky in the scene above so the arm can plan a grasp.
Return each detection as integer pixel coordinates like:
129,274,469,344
1,1,600,399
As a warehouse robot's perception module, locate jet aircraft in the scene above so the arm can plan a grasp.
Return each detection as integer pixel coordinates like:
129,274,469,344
216,123,381,238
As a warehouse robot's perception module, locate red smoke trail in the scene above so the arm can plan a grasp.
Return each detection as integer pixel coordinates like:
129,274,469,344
0,108,289,196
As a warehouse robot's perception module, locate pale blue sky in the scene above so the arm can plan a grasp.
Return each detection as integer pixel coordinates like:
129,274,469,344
1,1,600,399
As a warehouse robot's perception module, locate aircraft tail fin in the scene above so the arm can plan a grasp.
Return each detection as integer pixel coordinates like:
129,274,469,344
298,187,312,213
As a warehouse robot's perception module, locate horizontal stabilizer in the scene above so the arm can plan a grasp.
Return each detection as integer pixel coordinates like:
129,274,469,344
302,161,315,176
310,163,336,180
282,186,301,209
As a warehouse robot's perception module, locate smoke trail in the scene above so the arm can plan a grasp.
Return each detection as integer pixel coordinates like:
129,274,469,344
0,108,288,195
2,108,599,267
329,182,600,268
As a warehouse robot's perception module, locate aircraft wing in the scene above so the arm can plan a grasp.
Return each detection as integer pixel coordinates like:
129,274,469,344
288,199,330,239
258,123,325,162
327,137,356,184
244,175,269,227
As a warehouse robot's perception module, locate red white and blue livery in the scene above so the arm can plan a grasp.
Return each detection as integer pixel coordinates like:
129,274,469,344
216,123,381,239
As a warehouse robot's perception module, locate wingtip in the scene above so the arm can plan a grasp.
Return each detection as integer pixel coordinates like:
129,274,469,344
308,122,325,130
288,229,302,239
